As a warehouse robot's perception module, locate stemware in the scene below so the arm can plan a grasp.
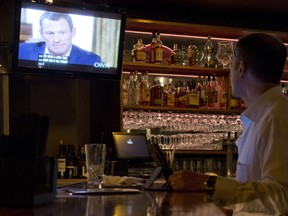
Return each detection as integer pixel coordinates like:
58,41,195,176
216,41,234,69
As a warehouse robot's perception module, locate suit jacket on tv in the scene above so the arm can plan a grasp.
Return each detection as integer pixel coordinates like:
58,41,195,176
18,42,102,66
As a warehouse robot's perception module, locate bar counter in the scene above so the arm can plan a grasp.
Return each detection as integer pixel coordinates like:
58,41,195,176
0,179,232,216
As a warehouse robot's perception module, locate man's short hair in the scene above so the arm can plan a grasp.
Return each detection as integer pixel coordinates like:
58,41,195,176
235,33,287,84
39,11,74,31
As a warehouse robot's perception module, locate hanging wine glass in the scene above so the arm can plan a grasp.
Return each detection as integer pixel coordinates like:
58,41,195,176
216,41,234,69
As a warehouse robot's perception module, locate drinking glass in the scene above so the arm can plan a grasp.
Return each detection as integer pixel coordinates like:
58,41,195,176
216,41,234,68
85,144,106,189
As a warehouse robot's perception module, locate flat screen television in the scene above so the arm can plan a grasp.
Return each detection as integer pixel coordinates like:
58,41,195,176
12,1,126,80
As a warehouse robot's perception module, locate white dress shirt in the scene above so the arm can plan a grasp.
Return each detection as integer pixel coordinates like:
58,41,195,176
213,86,288,215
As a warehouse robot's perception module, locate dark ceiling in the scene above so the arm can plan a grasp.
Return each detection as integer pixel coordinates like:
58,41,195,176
1,0,288,45
71,0,288,32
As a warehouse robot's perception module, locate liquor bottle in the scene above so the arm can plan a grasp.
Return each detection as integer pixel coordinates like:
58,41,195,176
281,82,288,96
164,78,175,107
81,146,87,177
154,32,163,64
128,71,140,106
236,98,241,110
196,77,204,108
77,145,87,178
233,132,238,153
204,36,215,68
187,41,197,66
66,144,77,179
174,81,180,107
230,95,237,110
76,145,83,178
239,98,246,110
187,79,199,108
127,71,134,105
140,71,151,106
132,37,146,63
217,76,227,109
171,44,181,65
179,45,188,66
226,131,234,178
177,81,188,108
150,78,164,106
206,76,212,109
209,76,218,109
200,76,208,108
122,76,129,106
149,32,157,63
57,139,67,179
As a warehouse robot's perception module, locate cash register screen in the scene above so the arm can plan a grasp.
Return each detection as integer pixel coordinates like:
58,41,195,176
112,132,151,160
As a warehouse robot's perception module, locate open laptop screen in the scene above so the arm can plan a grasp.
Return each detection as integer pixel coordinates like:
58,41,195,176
112,132,151,160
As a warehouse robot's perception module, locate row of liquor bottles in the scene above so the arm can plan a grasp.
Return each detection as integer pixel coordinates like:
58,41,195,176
56,140,87,179
131,32,233,68
123,71,246,110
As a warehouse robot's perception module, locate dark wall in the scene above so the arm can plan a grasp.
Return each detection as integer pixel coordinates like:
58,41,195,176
8,74,121,158
9,75,94,157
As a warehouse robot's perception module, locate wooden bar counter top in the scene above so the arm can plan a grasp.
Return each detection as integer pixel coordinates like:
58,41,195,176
0,179,231,216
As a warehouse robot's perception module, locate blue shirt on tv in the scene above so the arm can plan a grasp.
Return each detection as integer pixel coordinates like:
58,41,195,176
18,42,102,66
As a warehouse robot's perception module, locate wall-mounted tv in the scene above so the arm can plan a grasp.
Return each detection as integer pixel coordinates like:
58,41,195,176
13,1,126,80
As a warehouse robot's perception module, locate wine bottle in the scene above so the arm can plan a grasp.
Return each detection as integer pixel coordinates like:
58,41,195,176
57,139,66,179
66,144,77,179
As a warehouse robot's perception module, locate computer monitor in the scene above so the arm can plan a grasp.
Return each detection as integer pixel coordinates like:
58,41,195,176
112,132,151,161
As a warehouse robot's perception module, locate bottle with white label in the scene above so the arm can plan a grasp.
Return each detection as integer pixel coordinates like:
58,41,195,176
57,139,66,179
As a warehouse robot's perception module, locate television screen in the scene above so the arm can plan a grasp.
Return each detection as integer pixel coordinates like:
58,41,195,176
13,1,126,80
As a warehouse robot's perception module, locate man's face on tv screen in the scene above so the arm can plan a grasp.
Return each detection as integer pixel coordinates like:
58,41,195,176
40,18,76,56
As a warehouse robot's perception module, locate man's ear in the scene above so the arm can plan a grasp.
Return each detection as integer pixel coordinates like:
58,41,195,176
39,29,43,37
239,60,247,78
72,27,76,38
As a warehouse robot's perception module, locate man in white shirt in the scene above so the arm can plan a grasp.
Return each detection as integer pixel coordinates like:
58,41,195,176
167,33,288,215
